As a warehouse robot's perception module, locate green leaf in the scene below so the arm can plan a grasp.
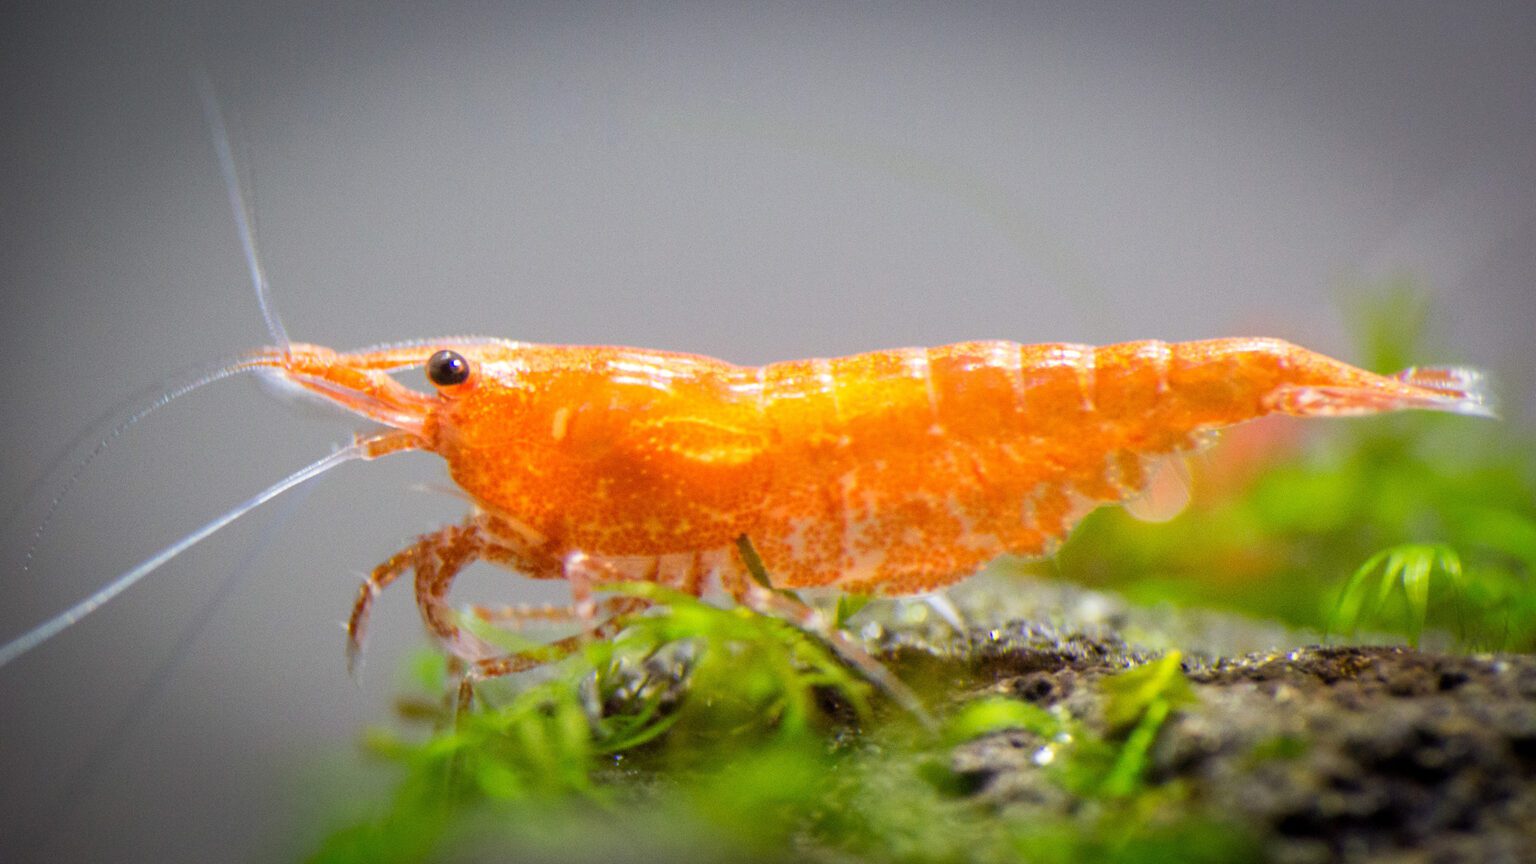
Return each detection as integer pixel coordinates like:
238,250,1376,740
1101,653,1194,736
1328,543,1466,647
1099,698,1172,797
834,593,873,629
945,696,1061,745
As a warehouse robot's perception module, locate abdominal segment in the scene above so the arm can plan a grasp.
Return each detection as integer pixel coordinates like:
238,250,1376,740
748,340,1197,594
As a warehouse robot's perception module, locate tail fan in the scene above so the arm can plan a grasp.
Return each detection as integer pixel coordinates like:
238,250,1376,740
1391,366,1498,417
1266,366,1497,419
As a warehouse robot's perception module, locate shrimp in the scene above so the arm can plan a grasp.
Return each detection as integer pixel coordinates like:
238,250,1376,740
0,83,1495,706
239,336,1492,686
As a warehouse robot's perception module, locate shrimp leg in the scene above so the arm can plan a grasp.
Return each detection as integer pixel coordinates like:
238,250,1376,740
345,545,413,674
343,517,509,672
456,586,649,712
729,536,935,729
459,553,653,680
468,598,638,627
373,523,650,710
347,516,623,668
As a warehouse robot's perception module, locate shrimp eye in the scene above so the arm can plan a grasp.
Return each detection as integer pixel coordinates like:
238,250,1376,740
426,350,471,388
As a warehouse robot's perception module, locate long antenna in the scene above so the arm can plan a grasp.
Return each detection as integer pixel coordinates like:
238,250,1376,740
193,70,292,351
12,358,263,581
0,443,367,669
21,480,318,855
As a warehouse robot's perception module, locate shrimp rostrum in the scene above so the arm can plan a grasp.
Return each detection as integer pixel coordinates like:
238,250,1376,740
246,336,1490,683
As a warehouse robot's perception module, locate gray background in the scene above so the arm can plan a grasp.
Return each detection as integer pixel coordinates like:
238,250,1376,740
2,2,1533,860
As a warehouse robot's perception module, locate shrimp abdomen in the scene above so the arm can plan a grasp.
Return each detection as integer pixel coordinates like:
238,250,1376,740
753,341,1138,593
750,337,1492,594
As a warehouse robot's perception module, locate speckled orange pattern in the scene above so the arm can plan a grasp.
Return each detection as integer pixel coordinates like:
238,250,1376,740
259,336,1491,671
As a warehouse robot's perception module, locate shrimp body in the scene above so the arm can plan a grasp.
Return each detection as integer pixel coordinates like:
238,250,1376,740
259,336,1490,676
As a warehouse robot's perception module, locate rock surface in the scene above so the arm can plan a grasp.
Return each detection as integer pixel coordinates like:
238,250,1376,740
861,573,1536,863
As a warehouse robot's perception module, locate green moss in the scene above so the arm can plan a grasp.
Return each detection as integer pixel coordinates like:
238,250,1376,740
311,600,1250,863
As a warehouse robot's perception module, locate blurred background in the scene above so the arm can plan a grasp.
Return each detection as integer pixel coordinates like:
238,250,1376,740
2,2,1533,860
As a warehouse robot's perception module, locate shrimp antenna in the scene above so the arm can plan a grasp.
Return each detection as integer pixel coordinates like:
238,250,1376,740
0,441,371,670
25,481,317,851
193,70,291,352
9,357,265,581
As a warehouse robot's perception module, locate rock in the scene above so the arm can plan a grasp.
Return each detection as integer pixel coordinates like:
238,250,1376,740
859,573,1536,863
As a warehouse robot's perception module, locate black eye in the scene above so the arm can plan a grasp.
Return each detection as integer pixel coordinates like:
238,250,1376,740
426,350,471,387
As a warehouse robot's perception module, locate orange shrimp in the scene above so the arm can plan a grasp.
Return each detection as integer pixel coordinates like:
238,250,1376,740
9,82,1499,715
244,336,1492,685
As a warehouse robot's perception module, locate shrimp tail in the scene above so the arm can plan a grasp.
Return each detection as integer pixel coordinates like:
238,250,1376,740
1265,364,1497,419
1390,366,1498,417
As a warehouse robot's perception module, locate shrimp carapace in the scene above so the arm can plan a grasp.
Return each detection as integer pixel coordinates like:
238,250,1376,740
243,335,1493,680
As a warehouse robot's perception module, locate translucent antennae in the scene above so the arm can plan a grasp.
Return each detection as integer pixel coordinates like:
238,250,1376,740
193,70,291,351
0,442,367,670
26,481,316,850
11,356,267,581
